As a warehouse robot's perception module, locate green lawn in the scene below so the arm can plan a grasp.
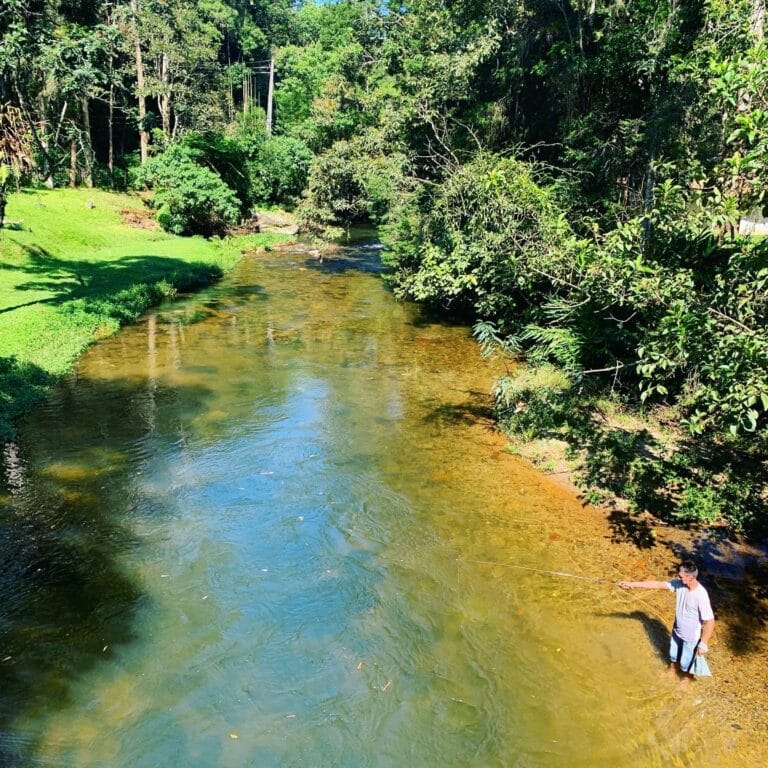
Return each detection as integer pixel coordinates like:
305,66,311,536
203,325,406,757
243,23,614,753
0,187,290,437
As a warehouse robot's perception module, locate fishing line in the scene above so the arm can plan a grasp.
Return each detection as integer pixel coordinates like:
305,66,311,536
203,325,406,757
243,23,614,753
464,559,612,583
463,557,672,625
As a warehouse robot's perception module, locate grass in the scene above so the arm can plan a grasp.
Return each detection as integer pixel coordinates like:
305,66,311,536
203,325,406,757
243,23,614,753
0,187,292,438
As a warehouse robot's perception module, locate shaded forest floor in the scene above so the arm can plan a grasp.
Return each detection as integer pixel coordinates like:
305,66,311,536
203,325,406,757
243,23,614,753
497,361,768,540
0,187,293,438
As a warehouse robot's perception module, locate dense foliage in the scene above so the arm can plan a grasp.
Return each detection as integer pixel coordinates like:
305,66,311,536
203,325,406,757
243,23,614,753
4,0,768,532
136,145,241,235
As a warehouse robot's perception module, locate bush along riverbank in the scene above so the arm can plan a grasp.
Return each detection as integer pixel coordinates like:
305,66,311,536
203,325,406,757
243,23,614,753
380,153,768,540
480,357,768,541
0,188,292,440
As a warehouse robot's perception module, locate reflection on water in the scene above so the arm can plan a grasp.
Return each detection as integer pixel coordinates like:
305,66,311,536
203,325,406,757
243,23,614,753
0,242,765,766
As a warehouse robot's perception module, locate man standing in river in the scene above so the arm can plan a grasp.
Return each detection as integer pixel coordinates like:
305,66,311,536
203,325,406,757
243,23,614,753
618,561,715,681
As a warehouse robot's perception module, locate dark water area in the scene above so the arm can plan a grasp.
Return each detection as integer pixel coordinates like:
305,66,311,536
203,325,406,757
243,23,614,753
0,240,765,767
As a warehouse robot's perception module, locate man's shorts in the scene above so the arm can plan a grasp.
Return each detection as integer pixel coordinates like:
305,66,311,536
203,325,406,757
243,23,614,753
669,632,712,677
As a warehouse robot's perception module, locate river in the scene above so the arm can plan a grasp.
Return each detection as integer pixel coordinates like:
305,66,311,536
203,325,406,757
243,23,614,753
0,240,764,767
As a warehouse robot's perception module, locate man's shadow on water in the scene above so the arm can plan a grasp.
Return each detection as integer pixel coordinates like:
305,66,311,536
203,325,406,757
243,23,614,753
603,610,670,664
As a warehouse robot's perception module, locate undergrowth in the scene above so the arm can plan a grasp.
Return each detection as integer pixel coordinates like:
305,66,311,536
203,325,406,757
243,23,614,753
495,367,768,538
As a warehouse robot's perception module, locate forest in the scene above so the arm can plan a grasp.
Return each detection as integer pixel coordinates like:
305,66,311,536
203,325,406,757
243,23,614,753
2,0,768,535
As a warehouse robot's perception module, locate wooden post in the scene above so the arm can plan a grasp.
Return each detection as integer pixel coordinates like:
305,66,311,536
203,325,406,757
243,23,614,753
266,55,274,135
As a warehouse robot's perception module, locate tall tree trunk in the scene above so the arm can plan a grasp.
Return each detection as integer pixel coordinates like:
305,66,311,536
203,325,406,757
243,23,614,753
227,51,234,121
69,137,77,188
105,8,116,184
108,82,115,183
37,93,54,188
642,143,656,246
13,80,53,181
752,0,765,39
266,57,274,135
0,187,7,230
81,97,94,187
131,0,149,163
158,52,171,136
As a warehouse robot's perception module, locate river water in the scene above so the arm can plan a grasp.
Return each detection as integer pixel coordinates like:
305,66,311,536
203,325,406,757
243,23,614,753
0,241,764,767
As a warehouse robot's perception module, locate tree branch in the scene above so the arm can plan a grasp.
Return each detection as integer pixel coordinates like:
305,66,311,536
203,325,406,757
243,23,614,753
707,307,758,335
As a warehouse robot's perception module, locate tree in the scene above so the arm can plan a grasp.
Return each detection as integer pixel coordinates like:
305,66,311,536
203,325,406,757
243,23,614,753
0,104,35,227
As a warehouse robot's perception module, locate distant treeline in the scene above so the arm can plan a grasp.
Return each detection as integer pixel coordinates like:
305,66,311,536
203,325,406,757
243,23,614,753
3,1,768,532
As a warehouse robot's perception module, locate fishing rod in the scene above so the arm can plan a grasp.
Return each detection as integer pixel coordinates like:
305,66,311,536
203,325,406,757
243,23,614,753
464,559,614,584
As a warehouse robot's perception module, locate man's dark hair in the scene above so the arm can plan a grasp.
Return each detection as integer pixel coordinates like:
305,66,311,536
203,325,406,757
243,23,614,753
679,560,699,578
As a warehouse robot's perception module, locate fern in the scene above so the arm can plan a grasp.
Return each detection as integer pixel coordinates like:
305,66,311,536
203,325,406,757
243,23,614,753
520,323,583,373
473,320,520,359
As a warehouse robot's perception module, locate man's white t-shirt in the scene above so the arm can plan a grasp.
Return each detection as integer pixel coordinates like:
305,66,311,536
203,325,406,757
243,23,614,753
667,579,715,641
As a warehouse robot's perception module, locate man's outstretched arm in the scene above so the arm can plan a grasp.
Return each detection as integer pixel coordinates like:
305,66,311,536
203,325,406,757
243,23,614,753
617,580,670,589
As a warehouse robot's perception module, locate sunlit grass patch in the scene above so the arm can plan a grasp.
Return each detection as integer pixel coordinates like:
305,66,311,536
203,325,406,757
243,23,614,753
0,187,292,438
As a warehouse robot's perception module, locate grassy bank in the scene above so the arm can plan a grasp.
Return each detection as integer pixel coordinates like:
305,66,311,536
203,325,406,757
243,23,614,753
0,187,290,439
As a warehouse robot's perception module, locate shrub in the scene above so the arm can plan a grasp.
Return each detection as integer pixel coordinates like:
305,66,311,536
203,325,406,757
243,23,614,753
297,131,409,234
249,135,314,206
493,365,572,439
136,146,240,236
177,132,253,214
383,152,572,322
673,483,724,525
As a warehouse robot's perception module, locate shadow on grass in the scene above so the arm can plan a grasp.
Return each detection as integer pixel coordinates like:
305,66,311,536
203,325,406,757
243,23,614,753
0,371,218,767
1,248,229,441
5,244,224,311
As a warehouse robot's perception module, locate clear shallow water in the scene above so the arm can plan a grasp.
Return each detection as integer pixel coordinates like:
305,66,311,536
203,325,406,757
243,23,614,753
0,243,763,766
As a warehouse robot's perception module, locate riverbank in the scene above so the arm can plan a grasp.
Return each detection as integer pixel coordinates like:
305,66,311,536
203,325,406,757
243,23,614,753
0,188,293,439
492,362,768,715
485,356,768,541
